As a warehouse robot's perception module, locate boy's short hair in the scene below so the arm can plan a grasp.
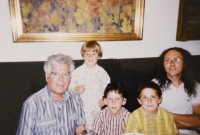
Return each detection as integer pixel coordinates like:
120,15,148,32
103,82,127,99
137,81,162,98
81,41,103,58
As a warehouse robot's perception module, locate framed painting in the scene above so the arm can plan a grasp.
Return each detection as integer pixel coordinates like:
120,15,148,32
176,0,200,41
9,0,145,42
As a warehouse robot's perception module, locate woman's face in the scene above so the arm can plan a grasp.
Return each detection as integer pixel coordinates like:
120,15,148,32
163,50,184,79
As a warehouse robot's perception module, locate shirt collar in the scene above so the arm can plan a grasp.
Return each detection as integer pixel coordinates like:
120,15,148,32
83,62,98,70
43,85,52,102
141,107,160,118
169,82,184,90
43,85,70,102
106,107,124,118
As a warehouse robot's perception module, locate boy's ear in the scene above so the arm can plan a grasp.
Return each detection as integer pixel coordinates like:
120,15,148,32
122,98,127,105
158,96,163,104
103,98,108,105
137,98,142,105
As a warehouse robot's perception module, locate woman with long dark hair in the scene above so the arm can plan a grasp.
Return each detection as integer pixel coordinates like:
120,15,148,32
154,47,200,134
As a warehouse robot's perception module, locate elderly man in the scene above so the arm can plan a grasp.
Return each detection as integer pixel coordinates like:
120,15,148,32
16,54,86,135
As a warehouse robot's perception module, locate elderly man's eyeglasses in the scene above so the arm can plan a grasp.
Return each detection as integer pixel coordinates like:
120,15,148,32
164,58,182,63
51,71,70,78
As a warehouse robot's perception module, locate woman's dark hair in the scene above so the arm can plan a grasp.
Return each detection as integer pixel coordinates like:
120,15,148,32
103,82,127,99
137,81,162,98
156,47,197,97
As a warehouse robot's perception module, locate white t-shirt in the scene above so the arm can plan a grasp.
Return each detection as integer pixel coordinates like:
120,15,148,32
153,79,200,134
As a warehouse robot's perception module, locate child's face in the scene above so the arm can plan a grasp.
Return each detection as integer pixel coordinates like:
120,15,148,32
83,50,100,69
104,91,126,116
137,88,162,116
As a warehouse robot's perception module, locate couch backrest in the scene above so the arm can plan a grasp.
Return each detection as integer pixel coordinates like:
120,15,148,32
1,56,200,135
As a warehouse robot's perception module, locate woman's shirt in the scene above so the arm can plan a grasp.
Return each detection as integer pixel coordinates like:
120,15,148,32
158,82,200,134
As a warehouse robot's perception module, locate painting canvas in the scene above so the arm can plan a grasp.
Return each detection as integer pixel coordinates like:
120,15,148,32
9,0,144,42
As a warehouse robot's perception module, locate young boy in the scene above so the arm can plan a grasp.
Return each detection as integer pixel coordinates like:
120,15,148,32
69,41,110,130
91,82,130,135
124,81,178,135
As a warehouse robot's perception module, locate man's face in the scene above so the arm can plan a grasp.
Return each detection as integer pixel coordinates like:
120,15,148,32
46,63,71,99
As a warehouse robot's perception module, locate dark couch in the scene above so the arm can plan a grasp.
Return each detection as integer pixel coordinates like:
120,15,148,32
1,56,200,135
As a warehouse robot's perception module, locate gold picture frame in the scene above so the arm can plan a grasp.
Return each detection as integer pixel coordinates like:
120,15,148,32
9,0,144,42
176,0,200,41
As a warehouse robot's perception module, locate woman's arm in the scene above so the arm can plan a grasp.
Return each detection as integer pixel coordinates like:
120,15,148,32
172,104,200,129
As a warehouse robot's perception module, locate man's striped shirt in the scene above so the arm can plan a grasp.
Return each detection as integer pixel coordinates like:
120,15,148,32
16,86,86,135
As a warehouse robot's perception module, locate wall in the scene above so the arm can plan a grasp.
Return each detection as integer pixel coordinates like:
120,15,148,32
0,0,200,62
